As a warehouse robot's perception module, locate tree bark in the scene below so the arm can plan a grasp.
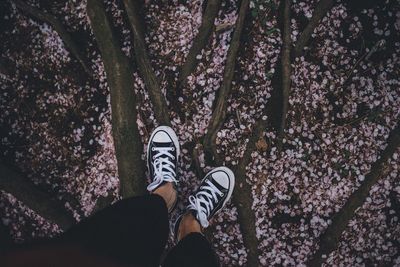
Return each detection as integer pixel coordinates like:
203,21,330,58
122,0,171,126
307,125,400,266
0,163,75,230
208,149,261,267
232,117,272,267
203,0,250,163
277,0,292,149
87,0,146,198
198,1,261,264
13,0,92,76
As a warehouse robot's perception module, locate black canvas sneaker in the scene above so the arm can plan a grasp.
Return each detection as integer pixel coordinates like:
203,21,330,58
146,126,180,211
174,167,235,238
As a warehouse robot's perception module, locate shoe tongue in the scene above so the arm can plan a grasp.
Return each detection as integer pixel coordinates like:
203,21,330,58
210,175,228,193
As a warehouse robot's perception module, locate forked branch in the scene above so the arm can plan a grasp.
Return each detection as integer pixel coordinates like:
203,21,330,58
272,0,334,145
227,1,293,263
203,0,250,162
230,121,267,267
13,0,92,76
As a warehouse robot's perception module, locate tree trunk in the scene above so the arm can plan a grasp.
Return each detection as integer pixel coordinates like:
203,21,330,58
87,0,146,198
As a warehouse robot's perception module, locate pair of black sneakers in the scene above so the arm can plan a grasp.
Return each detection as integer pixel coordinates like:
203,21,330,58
146,126,235,237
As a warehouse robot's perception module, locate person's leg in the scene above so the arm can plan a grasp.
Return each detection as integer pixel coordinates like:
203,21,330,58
4,125,181,267
0,222,13,251
163,167,235,267
3,192,170,267
60,193,170,266
163,213,219,267
61,125,180,266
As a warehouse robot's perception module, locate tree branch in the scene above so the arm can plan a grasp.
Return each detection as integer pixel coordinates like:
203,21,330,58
122,0,171,126
232,116,271,266
307,124,400,266
225,2,294,261
224,2,296,260
12,0,92,76
225,3,298,261
277,0,292,149
178,0,222,86
203,0,250,162
199,112,268,266
198,1,262,264
87,0,146,198
192,142,205,179
208,143,261,267
0,162,75,230
293,0,335,57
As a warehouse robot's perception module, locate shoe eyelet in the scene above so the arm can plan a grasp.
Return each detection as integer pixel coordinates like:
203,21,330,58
152,156,155,159
151,147,155,151
220,193,224,197
171,147,175,151
172,156,175,160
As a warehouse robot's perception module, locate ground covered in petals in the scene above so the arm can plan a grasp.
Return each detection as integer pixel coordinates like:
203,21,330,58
0,0,399,266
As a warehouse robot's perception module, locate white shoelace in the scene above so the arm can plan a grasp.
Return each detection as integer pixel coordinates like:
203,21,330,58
188,180,223,228
147,147,177,192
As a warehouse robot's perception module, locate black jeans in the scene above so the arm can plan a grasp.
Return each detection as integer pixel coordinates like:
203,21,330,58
4,194,220,267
